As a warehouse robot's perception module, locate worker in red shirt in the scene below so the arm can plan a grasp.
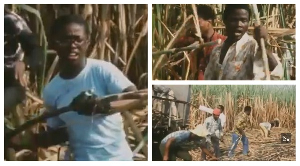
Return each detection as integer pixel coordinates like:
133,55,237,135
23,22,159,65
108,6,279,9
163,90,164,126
174,5,226,80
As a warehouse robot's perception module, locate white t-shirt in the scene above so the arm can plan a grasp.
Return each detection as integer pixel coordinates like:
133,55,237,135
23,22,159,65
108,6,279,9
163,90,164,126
260,122,272,131
43,59,134,161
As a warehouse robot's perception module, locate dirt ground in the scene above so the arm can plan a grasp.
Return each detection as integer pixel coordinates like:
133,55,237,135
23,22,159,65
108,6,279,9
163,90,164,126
188,127,296,161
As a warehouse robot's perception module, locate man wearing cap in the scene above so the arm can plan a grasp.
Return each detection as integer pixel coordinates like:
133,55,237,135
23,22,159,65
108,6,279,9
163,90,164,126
228,106,251,158
159,125,217,161
202,108,223,160
199,105,226,128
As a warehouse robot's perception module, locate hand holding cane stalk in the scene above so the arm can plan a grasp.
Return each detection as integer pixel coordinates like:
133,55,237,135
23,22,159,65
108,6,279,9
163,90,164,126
252,4,271,80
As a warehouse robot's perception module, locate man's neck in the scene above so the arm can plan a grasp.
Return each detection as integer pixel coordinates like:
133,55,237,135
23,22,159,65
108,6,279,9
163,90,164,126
224,37,236,46
59,58,86,79
202,28,215,42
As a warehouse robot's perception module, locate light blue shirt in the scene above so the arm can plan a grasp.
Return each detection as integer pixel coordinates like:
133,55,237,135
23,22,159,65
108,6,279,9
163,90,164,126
160,130,190,146
159,130,190,156
42,58,134,161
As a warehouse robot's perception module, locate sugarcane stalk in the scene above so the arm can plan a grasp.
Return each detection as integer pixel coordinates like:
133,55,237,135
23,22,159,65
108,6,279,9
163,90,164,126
132,134,148,156
152,95,198,108
191,4,203,44
152,15,194,79
123,111,148,157
152,39,221,56
5,89,148,140
252,4,271,80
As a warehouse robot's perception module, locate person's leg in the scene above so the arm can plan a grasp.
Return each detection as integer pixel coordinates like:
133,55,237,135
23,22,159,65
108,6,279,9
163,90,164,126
201,142,208,160
159,143,164,160
263,127,269,138
259,123,268,138
241,135,249,155
168,151,177,161
212,136,220,158
228,133,239,157
168,146,179,161
176,146,192,161
159,143,177,161
199,138,217,161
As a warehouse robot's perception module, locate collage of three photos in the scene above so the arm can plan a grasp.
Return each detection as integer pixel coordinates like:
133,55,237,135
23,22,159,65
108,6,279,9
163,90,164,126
3,4,296,161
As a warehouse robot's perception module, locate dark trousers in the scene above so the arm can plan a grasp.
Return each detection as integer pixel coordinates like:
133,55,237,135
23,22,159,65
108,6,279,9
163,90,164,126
160,144,192,161
201,136,220,159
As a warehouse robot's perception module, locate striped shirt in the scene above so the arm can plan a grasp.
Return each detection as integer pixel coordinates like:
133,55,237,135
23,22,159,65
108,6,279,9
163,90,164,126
234,112,250,134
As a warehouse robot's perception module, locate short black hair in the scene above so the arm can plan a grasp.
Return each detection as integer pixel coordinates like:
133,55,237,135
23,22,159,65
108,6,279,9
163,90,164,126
197,5,216,24
244,106,251,111
223,4,251,21
218,105,224,112
273,120,280,127
50,14,90,37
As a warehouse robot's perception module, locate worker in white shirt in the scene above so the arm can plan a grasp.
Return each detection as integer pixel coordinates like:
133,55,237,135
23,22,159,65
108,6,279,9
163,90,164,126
201,109,223,160
259,119,280,138
199,105,226,128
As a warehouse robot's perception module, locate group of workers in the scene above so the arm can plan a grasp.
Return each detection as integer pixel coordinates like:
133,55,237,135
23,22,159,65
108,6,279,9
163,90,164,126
159,105,280,161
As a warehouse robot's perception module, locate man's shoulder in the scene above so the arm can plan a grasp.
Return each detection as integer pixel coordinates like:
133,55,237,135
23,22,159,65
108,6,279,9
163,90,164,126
262,122,271,125
242,33,257,46
205,116,213,121
235,112,245,121
43,75,61,95
175,130,190,135
215,32,227,41
87,58,107,67
87,58,118,71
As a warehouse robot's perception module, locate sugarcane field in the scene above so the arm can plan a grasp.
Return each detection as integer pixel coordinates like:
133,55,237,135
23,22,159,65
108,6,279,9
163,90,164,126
152,4,296,80
4,4,148,161
152,85,295,161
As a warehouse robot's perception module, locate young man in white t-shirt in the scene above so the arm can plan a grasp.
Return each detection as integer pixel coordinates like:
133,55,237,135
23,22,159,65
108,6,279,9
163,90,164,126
9,15,136,161
259,119,280,138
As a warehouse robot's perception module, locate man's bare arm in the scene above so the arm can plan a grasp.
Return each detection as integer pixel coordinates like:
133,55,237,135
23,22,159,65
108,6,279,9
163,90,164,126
164,137,176,159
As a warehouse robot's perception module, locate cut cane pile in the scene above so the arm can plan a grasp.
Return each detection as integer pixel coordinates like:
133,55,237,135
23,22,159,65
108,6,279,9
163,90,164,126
188,128,295,161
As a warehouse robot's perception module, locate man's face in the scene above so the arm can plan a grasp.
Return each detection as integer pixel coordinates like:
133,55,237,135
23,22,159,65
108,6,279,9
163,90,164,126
198,17,211,34
224,9,249,41
53,23,89,66
245,109,251,115
213,114,220,120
